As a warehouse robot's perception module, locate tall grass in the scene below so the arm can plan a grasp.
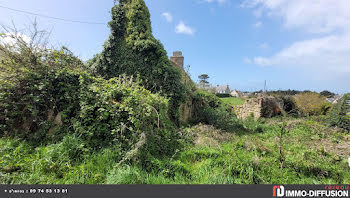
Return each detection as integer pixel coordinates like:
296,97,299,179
1,119,349,184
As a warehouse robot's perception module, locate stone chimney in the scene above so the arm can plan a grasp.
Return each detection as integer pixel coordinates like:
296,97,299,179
170,51,184,70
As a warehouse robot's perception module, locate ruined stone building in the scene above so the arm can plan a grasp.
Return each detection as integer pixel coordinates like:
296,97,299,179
170,51,184,70
234,97,283,120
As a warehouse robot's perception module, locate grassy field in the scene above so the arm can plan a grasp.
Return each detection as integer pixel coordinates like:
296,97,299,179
107,119,350,184
1,117,349,184
221,97,245,106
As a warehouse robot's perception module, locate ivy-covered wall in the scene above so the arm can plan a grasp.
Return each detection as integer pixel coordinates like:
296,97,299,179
88,0,187,123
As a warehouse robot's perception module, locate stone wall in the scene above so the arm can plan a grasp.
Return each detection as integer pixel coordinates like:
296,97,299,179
234,97,283,120
234,98,262,120
170,51,184,70
180,102,193,123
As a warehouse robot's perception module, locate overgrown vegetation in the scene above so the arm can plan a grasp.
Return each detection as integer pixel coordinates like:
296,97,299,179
294,92,331,116
0,0,349,185
2,119,349,184
190,90,244,132
87,0,187,122
0,19,184,173
329,94,350,132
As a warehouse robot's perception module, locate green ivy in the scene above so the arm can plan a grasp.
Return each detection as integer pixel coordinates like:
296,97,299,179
87,0,187,123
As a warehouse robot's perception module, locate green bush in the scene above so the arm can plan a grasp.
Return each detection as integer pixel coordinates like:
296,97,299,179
294,92,331,116
1,67,182,159
190,90,243,132
0,39,183,164
215,93,230,98
0,46,83,140
280,96,298,115
243,115,264,133
329,94,350,132
73,74,181,159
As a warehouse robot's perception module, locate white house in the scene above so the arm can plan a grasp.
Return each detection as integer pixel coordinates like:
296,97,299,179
230,90,242,98
215,85,230,94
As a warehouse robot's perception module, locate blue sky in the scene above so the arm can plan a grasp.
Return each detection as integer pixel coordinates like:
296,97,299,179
0,0,349,93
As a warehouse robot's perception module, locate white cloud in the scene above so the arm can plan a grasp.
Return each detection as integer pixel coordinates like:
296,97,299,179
162,12,173,23
0,32,31,47
243,0,350,76
175,21,196,35
243,0,350,34
253,34,350,73
254,21,262,28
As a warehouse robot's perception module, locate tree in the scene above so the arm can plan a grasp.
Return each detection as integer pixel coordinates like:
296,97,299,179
198,74,209,88
320,90,335,98
294,92,331,116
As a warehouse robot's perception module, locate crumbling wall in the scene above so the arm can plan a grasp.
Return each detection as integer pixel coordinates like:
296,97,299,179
170,51,184,70
234,97,283,120
180,102,193,123
234,98,262,120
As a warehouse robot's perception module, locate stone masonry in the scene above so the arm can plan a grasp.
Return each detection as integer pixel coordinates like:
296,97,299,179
234,98,263,120
169,51,191,122
234,97,283,120
170,51,184,70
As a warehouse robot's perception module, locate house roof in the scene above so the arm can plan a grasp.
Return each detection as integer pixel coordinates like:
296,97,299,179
215,85,229,92
231,90,242,94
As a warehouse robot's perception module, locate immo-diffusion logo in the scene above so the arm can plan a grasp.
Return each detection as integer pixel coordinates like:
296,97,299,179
273,186,285,197
273,185,349,197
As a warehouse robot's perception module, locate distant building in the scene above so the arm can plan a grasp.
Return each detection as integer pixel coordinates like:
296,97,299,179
326,95,343,104
241,92,253,98
255,92,264,97
230,90,242,98
215,85,230,94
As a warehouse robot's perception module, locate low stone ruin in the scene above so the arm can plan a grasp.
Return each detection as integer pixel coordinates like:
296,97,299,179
234,96,283,120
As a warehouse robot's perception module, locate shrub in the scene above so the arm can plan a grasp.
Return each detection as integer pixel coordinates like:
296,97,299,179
0,44,83,140
280,96,297,115
216,93,230,98
320,90,335,98
73,74,180,159
329,94,350,132
294,92,331,116
190,90,243,132
1,67,182,158
243,115,264,133
0,36,183,163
